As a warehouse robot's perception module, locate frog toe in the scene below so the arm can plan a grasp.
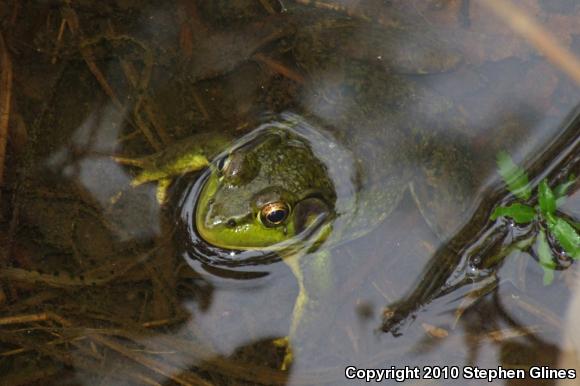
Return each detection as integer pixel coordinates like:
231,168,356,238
281,347,293,371
111,155,147,168
272,337,289,348
112,156,153,187
272,337,293,370
155,178,172,204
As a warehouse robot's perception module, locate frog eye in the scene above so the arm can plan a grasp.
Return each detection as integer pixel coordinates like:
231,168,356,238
259,202,290,227
217,156,229,172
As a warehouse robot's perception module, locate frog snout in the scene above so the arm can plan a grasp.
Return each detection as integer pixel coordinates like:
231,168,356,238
203,202,242,229
208,216,244,230
204,213,234,229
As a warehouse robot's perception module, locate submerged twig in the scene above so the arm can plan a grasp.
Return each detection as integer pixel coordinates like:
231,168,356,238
485,325,542,342
259,0,276,14
0,246,159,288
507,294,562,329
0,312,53,325
190,85,210,121
0,335,87,357
61,8,122,107
0,31,13,196
482,0,580,85
61,6,163,151
0,185,20,264
90,334,214,386
253,53,305,84
0,328,159,385
51,18,67,64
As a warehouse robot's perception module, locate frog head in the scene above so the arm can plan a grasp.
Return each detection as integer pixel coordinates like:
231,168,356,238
194,127,337,251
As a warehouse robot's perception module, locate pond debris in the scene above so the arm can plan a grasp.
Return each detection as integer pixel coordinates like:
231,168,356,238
0,311,68,326
453,276,498,328
485,325,542,343
0,246,159,288
51,18,68,65
0,308,291,385
89,333,214,386
254,52,305,84
191,85,211,121
421,323,449,339
258,0,277,14
60,8,122,108
482,0,580,86
506,293,562,329
0,31,13,199
54,4,164,151
106,23,172,146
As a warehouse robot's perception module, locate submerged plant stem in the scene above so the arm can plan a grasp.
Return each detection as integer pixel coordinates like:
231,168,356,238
254,53,305,84
0,31,13,196
0,247,159,288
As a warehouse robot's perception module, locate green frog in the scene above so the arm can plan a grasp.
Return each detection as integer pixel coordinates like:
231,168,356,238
114,13,476,370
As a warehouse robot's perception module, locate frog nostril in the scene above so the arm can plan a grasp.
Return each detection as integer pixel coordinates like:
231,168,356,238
226,219,236,228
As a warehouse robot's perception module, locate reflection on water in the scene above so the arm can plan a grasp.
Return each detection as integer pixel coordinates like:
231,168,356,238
0,0,579,385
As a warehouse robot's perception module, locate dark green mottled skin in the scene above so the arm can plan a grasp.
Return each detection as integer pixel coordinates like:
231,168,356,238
203,130,335,226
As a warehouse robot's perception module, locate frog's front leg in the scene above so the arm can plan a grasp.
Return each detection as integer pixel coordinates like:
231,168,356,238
112,136,218,204
277,250,332,370
278,253,309,370
115,153,209,204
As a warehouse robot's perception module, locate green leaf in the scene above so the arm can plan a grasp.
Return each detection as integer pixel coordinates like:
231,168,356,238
538,179,556,215
554,175,576,198
537,230,555,285
548,217,580,259
496,151,532,200
490,203,536,223
545,212,557,226
555,175,576,207
542,268,554,286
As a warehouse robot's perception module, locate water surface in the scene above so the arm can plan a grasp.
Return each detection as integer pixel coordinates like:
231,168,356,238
0,1,579,385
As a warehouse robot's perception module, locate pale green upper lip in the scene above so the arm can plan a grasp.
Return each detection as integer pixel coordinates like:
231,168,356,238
195,171,298,250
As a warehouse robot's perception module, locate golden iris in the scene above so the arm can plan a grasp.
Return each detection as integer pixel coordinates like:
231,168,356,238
260,202,290,227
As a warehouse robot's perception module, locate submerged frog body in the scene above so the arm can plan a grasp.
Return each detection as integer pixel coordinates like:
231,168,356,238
116,111,474,370
114,11,476,370
293,16,462,76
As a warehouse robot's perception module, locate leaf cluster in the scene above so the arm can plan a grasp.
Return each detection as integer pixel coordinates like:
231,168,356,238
490,152,579,284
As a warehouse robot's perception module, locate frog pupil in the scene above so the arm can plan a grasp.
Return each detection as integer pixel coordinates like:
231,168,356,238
267,209,286,224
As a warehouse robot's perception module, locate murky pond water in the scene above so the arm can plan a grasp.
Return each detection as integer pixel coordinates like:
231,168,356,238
0,0,579,385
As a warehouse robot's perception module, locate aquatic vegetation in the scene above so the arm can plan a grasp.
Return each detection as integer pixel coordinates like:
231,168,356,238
491,151,579,284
